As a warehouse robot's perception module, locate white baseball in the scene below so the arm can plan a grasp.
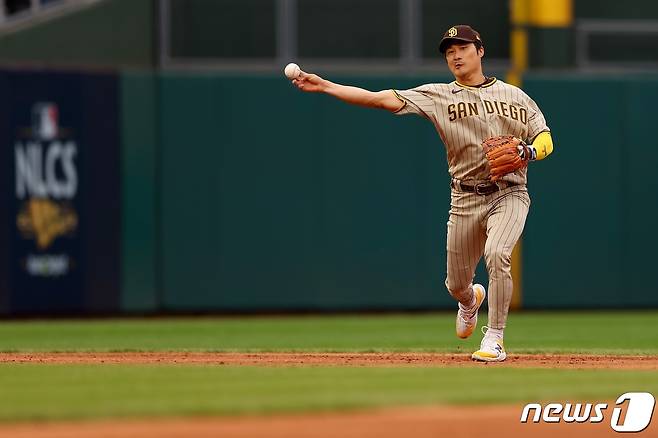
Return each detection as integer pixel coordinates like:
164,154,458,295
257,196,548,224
284,63,301,79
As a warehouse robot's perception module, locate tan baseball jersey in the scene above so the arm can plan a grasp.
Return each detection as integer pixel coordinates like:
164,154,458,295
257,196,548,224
393,77,549,186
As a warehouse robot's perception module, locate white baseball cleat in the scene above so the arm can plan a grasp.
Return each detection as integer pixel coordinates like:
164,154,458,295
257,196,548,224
471,326,507,362
455,284,486,339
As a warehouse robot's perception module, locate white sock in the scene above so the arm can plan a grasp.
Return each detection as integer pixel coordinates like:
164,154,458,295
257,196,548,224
486,327,504,339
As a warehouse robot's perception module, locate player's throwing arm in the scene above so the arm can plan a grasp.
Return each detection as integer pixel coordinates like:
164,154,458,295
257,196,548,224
285,63,404,112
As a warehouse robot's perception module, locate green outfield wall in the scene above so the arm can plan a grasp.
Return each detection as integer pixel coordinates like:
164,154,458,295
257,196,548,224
3,69,656,315
156,73,455,311
523,74,658,308
117,72,658,313
120,72,159,312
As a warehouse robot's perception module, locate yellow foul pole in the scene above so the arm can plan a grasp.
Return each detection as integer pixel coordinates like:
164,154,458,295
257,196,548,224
508,0,528,310
508,0,573,310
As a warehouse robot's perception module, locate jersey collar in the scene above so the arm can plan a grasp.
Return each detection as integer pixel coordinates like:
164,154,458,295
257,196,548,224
454,77,497,90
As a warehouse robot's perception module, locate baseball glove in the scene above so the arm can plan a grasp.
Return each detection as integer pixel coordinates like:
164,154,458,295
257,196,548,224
481,135,530,181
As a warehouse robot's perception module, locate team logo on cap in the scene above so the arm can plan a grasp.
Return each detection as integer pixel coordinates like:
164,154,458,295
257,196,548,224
448,27,457,37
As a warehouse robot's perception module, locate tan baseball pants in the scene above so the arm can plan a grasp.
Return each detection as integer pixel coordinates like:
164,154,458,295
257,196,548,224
445,185,530,330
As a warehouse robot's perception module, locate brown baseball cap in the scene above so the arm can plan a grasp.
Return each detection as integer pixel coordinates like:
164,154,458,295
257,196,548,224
439,25,483,53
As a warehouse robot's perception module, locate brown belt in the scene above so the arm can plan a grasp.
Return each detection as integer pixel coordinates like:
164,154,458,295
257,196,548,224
451,180,518,195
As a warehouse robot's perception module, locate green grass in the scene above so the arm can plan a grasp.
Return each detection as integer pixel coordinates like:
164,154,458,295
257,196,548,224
0,311,656,354
0,365,656,422
0,311,656,423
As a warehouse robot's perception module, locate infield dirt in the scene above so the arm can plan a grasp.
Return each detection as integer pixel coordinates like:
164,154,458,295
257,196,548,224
1,352,658,369
2,352,657,437
2,404,656,438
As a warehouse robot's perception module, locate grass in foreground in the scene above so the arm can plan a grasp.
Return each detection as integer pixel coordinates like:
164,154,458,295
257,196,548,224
0,365,656,422
0,311,656,354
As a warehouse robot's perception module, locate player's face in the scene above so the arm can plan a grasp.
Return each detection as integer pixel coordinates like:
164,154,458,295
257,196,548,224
445,43,483,79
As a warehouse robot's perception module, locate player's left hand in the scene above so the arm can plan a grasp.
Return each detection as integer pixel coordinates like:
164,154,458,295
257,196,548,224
482,135,530,181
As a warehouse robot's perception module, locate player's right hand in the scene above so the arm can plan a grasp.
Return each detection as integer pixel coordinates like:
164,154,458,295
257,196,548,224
292,72,326,93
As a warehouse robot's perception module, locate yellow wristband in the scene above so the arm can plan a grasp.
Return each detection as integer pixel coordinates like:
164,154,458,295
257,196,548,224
530,131,553,160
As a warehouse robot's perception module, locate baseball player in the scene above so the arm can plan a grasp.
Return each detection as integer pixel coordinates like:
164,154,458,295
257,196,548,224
290,25,553,362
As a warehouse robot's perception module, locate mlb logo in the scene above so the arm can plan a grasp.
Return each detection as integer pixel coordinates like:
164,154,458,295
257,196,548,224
31,102,59,141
